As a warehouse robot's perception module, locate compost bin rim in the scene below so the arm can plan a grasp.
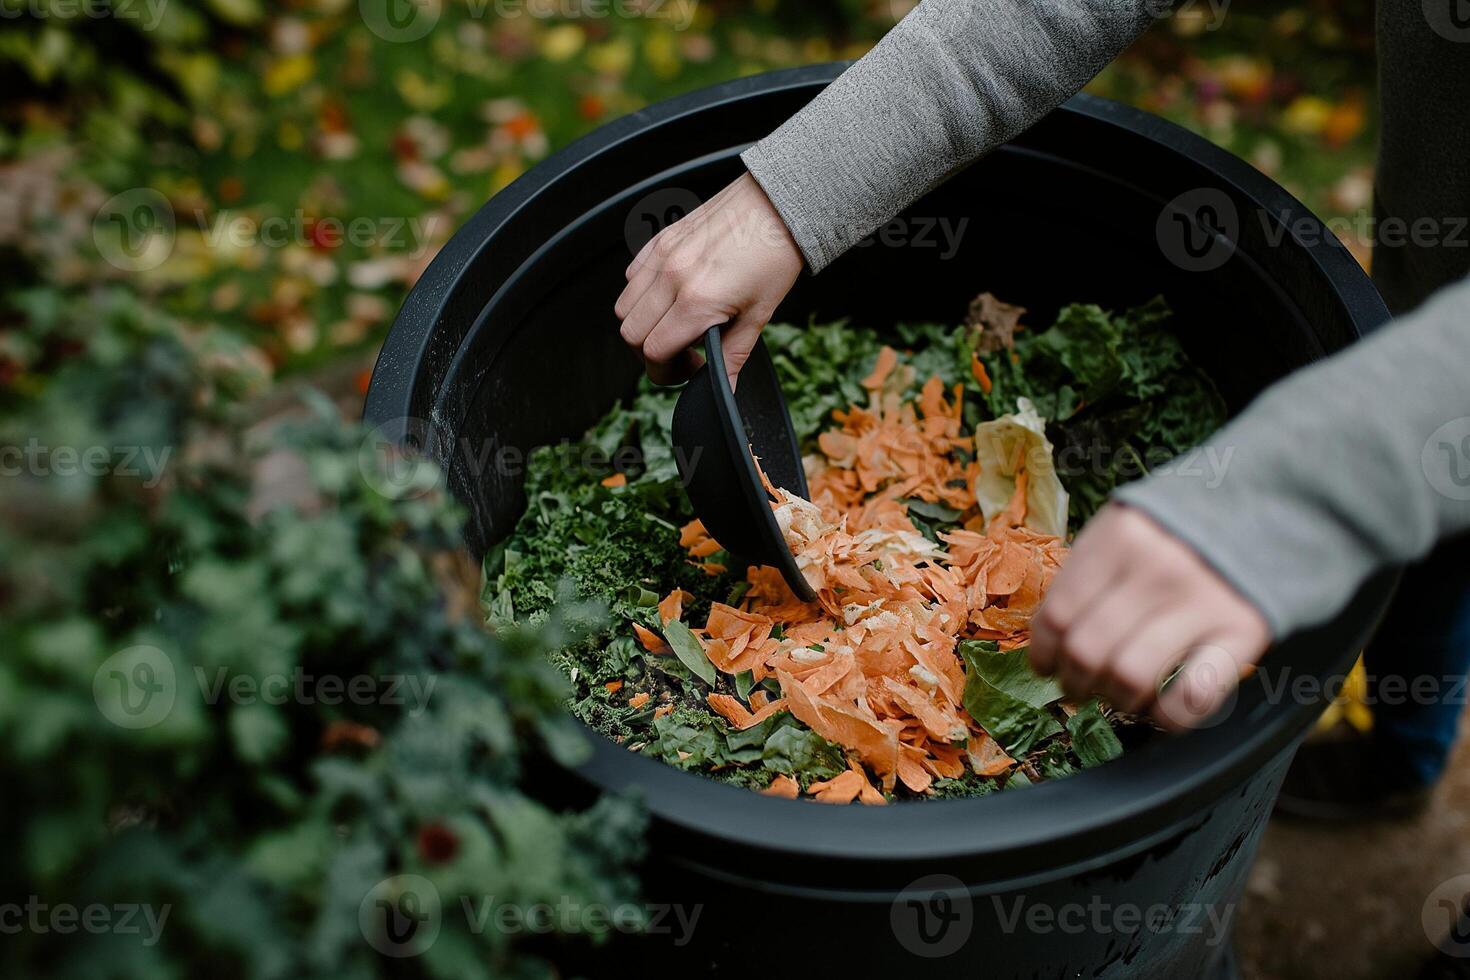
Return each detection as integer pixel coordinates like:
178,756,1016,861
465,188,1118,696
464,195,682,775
365,65,1397,877
363,62,1389,431
567,569,1395,878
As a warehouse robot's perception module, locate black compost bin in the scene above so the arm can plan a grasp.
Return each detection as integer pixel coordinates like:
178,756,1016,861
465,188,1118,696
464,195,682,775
365,65,1396,978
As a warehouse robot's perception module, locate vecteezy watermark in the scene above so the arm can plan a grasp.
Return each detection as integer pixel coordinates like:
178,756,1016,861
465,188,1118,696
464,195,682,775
1255,667,1470,710
1143,0,1230,30
486,0,696,28
976,428,1236,491
0,897,171,946
0,439,173,488
1423,874,1470,958
357,416,705,502
1423,417,1470,502
890,874,973,958
850,216,970,261
1152,644,1242,730
623,187,971,274
1424,0,1470,43
460,895,700,944
624,187,704,268
360,875,442,958
1157,196,1470,274
93,188,176,273
1156,188,1240,273
200,209,443,259
992,895,1235,947
93,645,438,730
360,0,695,43
194,667,437,717
0,0,168,30
93,191,443,272
358,0,441,43
1259,209,1470,251
358,416,446,502
359,876,701,956
93,645,178,730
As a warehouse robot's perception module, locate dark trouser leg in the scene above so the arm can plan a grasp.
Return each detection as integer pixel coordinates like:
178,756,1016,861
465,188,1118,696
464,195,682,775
1362,543,1470,785
1360,2,1470,784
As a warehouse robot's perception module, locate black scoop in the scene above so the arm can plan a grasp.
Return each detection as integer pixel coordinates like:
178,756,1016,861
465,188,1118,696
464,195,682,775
671,326,817,602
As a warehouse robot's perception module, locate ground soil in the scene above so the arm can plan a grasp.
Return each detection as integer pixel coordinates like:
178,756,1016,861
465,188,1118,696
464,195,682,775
1236,720,1470,979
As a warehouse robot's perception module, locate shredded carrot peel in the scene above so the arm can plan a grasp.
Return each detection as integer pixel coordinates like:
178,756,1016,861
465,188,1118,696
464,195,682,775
683,350,1070,804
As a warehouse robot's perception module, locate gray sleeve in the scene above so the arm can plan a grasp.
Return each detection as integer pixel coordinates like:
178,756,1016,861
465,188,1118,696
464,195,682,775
741,0,1160,272
1116,276,1470,638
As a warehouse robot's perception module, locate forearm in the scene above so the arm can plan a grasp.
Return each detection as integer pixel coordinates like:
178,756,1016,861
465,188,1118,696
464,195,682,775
742,0,1161,272
1117,275,1470,637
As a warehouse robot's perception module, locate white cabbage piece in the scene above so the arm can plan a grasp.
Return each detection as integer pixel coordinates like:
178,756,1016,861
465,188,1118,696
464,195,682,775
972,397,1069,537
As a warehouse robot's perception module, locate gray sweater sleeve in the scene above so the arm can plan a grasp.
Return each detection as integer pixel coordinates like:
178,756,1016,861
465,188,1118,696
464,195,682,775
741,0,1159,272
1116,275,1470,638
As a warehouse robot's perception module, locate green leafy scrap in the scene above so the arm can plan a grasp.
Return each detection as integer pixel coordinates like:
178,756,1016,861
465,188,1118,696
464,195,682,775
645,708,846,788
1066,698,1126,769
663,619,717,687
959,641,1064,756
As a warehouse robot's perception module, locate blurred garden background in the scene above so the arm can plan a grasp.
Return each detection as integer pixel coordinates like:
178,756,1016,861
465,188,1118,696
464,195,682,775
2,0,1378,385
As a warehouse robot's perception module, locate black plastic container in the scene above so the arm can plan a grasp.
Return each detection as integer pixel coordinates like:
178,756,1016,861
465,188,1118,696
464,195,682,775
366,65,1395,977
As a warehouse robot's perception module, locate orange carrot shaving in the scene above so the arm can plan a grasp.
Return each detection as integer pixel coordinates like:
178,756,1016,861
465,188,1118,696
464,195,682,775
760,774,800,799
706,693,789,731
628,692,651,709
600,472,627,488
989,468,1029,534
679,366,1073,802
658,588,690,626
807,769,866,804
970,353,993,394
654,704,673,719
861,346,899,391
632,623,668,654
604,680,623,693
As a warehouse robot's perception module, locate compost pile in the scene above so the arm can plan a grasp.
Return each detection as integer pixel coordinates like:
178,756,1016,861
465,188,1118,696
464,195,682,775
486,294,1227,803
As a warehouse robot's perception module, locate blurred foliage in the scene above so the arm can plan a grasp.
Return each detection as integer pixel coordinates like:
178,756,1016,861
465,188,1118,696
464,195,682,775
0,0,1377,376
0,288,644,978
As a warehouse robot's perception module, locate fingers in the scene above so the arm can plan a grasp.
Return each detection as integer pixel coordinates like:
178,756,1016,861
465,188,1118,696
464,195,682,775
645,349,704,387
625,229,660,281
618,279,675,352
1091,609,1208,714
1152,637,1248,732
641,297,723,386
1052,574,1168,701
1030,511,1133,677
615,253,660,321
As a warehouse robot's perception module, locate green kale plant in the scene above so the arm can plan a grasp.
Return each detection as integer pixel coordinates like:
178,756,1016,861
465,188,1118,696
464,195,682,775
0,288,643,980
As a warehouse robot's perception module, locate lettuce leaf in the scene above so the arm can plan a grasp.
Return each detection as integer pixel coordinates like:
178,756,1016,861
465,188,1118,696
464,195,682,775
959,641,1064,756
972,397,1070,537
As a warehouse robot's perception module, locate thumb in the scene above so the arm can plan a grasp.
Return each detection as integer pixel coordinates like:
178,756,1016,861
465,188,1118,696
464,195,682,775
720,307,768,390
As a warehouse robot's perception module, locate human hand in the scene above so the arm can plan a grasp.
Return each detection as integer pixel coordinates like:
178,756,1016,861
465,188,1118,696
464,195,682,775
1029,504,1272,731
614,172,804,385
